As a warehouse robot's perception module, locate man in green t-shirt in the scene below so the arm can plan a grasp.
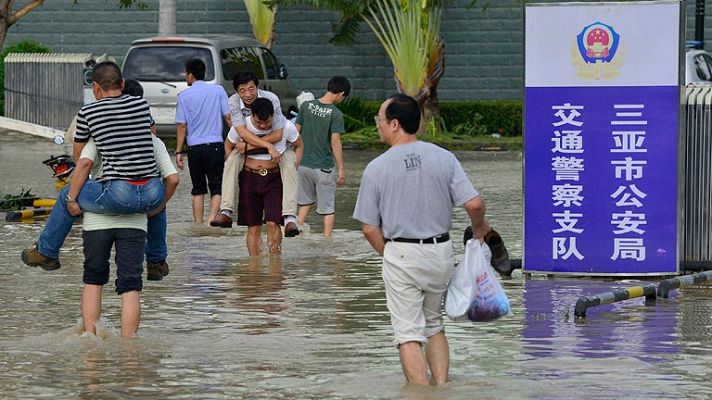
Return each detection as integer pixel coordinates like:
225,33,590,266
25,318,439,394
295,76,350,238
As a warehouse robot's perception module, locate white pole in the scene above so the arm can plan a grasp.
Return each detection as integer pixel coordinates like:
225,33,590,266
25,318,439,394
158,0,176,36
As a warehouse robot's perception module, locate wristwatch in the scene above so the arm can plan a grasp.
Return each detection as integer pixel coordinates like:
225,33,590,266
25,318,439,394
66,193,77,203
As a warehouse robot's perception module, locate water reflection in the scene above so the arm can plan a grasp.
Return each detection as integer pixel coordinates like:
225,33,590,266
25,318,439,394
522,278,680,363
234,255,287,333
5,134,712,398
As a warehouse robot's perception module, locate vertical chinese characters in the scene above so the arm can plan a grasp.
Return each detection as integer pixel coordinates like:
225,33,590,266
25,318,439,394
551,103,585,260
610,104,647,262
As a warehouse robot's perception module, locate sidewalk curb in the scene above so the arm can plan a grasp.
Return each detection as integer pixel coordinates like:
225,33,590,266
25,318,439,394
0,116,64,140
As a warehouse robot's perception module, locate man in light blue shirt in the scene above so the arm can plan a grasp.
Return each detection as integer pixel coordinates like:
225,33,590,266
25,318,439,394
175,58,231,224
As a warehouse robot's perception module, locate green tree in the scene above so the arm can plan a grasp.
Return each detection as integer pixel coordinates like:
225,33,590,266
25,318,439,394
271,0,482,132
0,1,47,50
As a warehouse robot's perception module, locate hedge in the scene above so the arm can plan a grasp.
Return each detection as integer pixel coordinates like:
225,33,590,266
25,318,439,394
338,98,523,137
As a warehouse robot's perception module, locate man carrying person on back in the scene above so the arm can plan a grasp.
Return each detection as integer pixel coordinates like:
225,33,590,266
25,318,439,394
211,72,301,238
353,94,491,385
175,58,231,224
232,98,302,255
23,80,178,281
295,76,350,238
21,63,165,269
77,121,179,337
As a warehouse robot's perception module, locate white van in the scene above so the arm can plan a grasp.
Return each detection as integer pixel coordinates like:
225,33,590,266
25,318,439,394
120,35,298,131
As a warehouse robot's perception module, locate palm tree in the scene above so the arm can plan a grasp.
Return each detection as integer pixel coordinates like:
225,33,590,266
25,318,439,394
244,0,277,48
272,0,449,130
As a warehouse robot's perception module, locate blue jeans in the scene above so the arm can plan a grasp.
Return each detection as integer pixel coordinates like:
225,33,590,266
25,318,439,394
77,177,164,214
145,207,167,263
37,178,165,259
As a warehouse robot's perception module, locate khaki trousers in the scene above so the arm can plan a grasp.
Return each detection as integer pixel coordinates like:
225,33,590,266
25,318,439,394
219,148,298,216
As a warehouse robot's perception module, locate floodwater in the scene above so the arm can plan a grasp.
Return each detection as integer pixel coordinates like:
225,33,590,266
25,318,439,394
2,132,712,399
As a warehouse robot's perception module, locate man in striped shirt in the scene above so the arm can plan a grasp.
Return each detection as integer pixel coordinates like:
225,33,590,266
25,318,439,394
67,61,165,218
22,79,173,277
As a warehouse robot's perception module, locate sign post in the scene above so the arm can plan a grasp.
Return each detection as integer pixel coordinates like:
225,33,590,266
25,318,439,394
523,1,683,275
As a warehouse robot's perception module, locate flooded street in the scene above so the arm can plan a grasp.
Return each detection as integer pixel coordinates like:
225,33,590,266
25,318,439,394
2,132,712,399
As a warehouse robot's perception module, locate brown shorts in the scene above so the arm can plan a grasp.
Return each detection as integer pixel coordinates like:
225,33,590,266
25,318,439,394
237,167,283,226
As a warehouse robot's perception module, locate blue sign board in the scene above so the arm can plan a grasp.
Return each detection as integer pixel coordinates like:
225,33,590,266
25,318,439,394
524,2,681,275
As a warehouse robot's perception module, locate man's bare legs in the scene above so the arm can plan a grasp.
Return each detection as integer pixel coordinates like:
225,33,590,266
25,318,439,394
298,205,335,238
246,225,263,256
323,214,335,238
81,285,141,338
193,194,221,225
399,341,429,385
266,221,282,253
192,195,204,223
424,331,449,385
297,204,310,226
207,194,221,224
82,284,102,335
120,290,141,338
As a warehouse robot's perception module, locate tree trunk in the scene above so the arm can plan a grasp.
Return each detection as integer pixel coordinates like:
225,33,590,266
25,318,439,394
158,0,176,36
0,0,45,50
267,18,275,49
422,84,441,132
420,39,445,135
0,24,7,51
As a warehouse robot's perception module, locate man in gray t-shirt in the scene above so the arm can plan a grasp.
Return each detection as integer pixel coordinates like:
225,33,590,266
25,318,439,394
353,94,491,386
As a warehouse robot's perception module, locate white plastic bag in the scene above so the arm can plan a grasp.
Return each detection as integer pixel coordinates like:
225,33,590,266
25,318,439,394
446,239,510,322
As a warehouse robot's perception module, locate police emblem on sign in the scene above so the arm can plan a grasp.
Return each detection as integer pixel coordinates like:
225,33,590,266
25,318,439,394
577,22,620,63
571,21,623,80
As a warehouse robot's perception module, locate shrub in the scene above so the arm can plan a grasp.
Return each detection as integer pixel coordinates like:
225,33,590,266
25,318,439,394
339,98,523,137
338,97,380,132
439,100,523,137
0,40,51,115
449,113,488,137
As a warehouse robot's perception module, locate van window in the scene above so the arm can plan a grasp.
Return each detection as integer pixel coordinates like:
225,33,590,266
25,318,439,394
260,48,279,79
221,47,264,81
123,46,215,81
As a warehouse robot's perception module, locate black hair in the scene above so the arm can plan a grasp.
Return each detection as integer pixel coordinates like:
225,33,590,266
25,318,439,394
91,61,123,91
327,76,350,97
185,58,206,81
122,79,144,97
233,72,259,90
385,93,420,134
250,98,274,121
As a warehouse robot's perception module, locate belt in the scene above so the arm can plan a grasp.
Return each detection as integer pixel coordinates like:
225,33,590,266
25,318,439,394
388,233,450,244
188,141,222,150
244,165,280,176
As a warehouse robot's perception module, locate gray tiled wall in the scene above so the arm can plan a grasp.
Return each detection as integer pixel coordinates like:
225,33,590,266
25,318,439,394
4,0,706,100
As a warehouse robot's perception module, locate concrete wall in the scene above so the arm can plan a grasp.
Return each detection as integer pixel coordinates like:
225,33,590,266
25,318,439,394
4,0,706,100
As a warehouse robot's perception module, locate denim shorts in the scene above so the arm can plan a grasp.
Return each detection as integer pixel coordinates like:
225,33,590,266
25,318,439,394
80,177,165,215
82,228,146,295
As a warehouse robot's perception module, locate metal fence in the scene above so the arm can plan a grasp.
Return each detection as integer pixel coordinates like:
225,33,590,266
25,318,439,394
4,53,90,129
684,86,712,262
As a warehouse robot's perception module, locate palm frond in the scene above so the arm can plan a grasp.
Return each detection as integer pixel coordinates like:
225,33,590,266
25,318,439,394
330,15,361,46
244,0,277,47
363,0,427,97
